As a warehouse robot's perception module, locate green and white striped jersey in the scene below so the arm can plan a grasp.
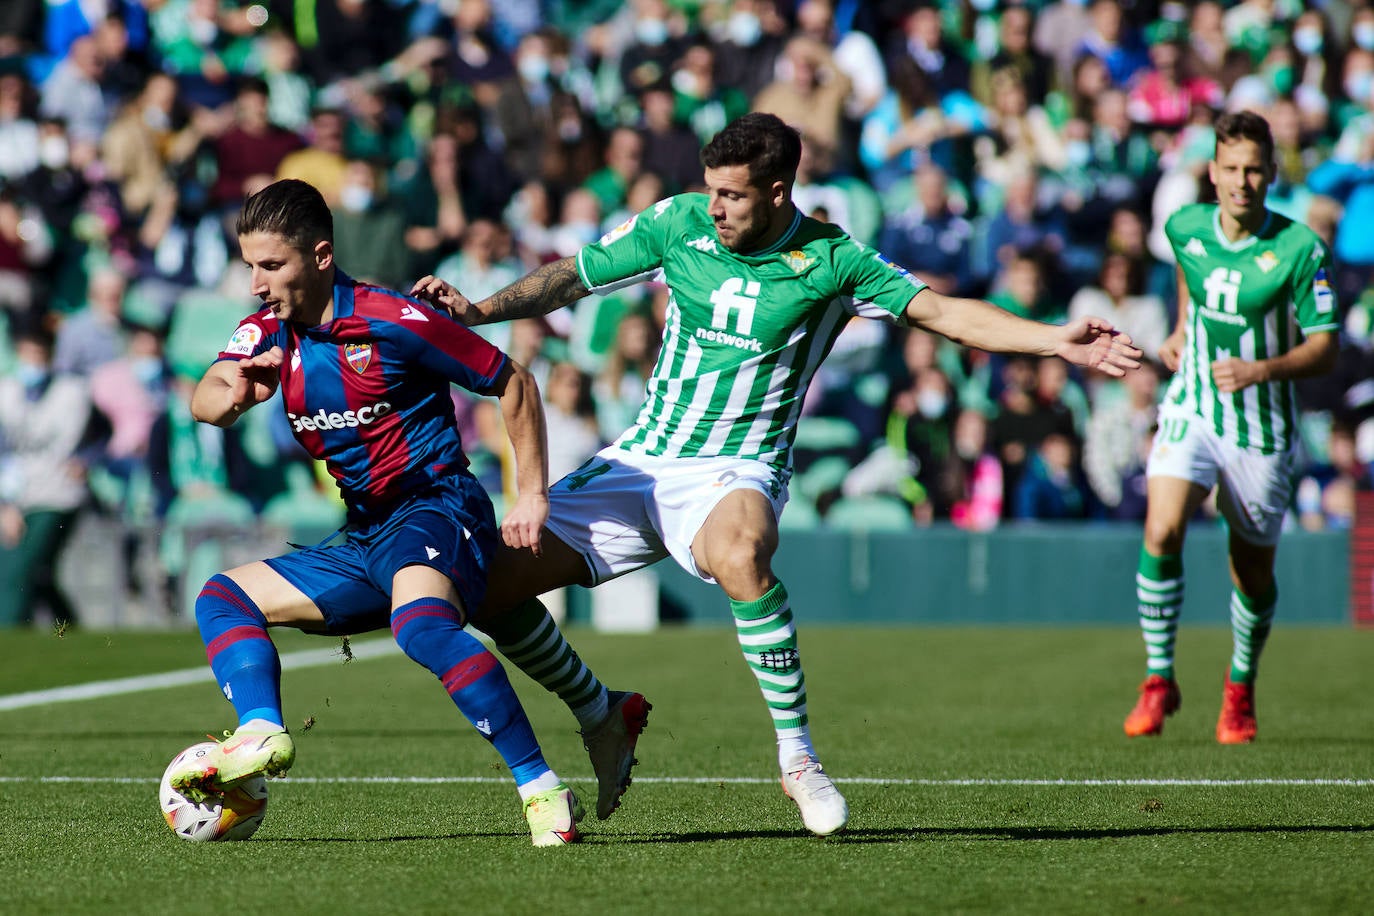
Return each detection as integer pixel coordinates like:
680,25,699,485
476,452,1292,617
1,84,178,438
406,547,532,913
1164,203,1339,454
576,194,924,474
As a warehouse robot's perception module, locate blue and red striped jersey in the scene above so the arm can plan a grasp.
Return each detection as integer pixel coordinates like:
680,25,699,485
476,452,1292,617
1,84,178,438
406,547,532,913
216,271,507,518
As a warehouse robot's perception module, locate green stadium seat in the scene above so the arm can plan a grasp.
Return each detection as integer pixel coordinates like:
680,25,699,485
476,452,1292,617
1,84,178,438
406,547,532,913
778,496,821,531
823,495,914,531
165,290,255,380
796,455,853,504
793,416,861,453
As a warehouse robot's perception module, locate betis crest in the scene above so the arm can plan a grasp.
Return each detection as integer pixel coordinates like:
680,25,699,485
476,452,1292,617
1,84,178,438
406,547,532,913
344,343,372,373
781,250,813,273
1254,250,1278,274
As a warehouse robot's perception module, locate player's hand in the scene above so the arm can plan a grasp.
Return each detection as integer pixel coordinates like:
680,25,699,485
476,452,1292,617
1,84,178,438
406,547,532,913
229,346,283,411
409,275,476,325
1054,317,1142,377
1158,329,1185,372
501,492,549,556
1211,357,1263,394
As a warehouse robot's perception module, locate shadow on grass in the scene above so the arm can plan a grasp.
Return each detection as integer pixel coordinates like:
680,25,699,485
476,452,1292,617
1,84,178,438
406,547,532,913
251,824,1374,844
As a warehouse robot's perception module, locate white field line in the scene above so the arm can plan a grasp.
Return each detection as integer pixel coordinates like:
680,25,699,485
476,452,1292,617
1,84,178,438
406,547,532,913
2,776,1373,787
0,639,402,712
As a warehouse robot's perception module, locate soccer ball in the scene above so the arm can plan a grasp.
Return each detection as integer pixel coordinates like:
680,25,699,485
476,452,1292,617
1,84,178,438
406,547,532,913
159,742,269,842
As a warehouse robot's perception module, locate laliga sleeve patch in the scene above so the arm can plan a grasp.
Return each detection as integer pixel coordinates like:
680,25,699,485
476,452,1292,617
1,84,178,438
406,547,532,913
599,214,638,247
1313,268,1334,314
224,323,263,356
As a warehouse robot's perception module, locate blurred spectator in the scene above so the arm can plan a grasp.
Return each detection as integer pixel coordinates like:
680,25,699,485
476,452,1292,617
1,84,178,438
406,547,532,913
792,134,882,246
1187,0,1230,80
1074,0,1149,89
1295,420,1370,531
1308,119,1374,303
546,187,604,258
0,328,90,627
709,0,788,101
753,36,852,156
54,266,128,375
990,354,1076,507
638,84,702,195
974,5,1052,109
978,169,1066,279
543,360,603,481
258,29,312,134
306,0,407,88
988,251,1058,324
1035,0,1095,91
671,41,750,149
618,0,691,99
878,163,978,298
148,0,254,109
39,34,110,143
972,67,1066,203
1013,431,1094,520
434,218,524,349
213,78,305,211
101,71,200,219
487,29,563,186
886,3,970,99
594,308,659,443
1067,251,1170,363
331,159,412,291
1083,358,1161,520
0,183,53,327
1127,38,1223,130
0,72,39,181
949,407,1002,531
794,0,887,157
343,82,418,178
581,125,644,217
89,323,174,516
398,130,468,274
274,106,347,207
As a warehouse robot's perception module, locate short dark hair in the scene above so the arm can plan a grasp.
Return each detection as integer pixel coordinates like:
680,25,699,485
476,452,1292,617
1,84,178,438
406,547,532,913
1215,110,1274,163
700,113,802,189
236,179,332,249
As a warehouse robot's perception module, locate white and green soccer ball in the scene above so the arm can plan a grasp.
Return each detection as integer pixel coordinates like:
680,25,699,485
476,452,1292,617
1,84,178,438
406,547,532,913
159,741,269,842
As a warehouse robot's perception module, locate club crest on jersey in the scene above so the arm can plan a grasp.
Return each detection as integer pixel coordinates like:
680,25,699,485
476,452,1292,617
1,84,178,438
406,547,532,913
781,250,814,273
1254,250,1278,274
344,343,372,373
1184,237,1206,257
224,323,262,356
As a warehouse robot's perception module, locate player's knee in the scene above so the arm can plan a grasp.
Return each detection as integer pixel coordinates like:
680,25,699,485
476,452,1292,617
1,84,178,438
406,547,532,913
1142,516,1186,555
390,598,464,662
195,573,262,629
708,538,773,593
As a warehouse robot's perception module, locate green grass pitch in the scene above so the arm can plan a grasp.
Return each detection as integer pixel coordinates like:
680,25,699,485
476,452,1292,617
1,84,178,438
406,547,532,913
2,623,1372,914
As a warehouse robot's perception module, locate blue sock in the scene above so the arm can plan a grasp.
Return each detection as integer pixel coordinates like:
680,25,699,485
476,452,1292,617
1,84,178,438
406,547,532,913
391,597,548,786
196,574,284,728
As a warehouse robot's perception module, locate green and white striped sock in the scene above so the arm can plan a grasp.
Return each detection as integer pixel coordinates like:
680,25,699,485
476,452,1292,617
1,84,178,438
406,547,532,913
479,598,608,729
1137,548,1183,680
730,581,814,768
1228,585,1276,684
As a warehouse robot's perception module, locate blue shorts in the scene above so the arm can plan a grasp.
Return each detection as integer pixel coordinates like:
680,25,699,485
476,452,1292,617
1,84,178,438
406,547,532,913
264,473,497,635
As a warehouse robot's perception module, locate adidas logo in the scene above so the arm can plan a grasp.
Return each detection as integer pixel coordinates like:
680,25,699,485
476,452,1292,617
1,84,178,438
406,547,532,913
400,305,429,322
687,235,718,254
425,545,440,560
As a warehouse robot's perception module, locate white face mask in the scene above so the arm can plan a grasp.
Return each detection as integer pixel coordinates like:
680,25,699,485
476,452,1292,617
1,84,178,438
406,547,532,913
1355,22,1374,51
635,18,669,47
339,184,372,213
1293,27,1323,56
39,136,68,170
916,389,949,419
1346,71,1373,104
518,55,549,85
728,12,762,46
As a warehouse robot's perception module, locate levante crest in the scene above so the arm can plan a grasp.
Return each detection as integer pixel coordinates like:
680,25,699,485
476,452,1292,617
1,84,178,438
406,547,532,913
344,343,372,373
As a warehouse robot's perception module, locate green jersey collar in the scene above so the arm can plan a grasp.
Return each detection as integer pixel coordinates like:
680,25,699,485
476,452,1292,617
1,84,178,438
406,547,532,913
739,207,804,257
1211,206,1271,252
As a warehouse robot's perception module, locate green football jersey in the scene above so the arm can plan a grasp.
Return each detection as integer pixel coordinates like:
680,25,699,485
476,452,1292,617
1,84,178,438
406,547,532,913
1164,203,1339,454
576,194,925,473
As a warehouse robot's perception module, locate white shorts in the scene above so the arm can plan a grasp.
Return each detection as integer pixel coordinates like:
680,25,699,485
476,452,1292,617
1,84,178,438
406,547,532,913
544,447,789,585
1146,406,1298,546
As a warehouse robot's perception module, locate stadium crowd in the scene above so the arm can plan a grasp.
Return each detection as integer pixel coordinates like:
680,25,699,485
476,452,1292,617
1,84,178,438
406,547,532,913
2,0,1373,627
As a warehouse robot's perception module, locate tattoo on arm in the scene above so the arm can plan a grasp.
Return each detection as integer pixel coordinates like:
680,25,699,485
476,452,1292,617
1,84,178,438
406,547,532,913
480,257,588,323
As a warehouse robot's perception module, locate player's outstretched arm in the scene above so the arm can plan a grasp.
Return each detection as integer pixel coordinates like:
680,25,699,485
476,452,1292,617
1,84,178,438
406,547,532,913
190,347,284,427
410,257,590,327
489,358,549,556
903,288,1143,377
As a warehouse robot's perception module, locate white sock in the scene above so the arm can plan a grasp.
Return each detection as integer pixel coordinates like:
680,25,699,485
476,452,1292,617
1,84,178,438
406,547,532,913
777,733,818,772
515,769,563,802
